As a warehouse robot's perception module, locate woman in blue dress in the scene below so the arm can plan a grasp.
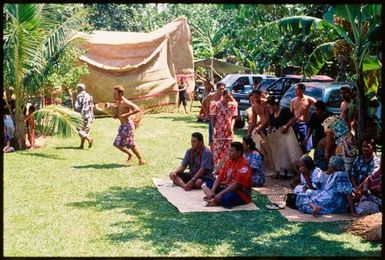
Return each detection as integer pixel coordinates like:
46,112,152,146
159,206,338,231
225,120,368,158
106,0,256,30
296,156,357,217
242,135,265,187
293,155,327,195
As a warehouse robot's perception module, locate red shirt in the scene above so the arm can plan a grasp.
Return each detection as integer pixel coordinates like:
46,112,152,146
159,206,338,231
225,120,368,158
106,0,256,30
217,156,253,203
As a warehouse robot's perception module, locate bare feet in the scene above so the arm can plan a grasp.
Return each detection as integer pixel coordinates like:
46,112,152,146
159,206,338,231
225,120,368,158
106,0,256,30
310,204,321,217
138,159,146,165
126,153,133,163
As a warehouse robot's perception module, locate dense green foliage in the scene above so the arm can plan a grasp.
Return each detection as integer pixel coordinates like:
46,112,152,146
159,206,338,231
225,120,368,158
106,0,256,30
3,4,90,149
4,106,381,256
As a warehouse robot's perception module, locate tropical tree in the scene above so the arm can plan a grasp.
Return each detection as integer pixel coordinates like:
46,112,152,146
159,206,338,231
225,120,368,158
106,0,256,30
3,3,89,150
44,45,89,108
263,4,382,143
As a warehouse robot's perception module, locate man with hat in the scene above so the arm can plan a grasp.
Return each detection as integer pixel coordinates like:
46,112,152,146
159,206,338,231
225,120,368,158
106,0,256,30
74,83,94,149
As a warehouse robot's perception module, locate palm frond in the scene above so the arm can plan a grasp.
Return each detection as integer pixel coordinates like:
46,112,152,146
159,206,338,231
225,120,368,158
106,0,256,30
33,105,83,138
304,41,336,77
39,5,90,61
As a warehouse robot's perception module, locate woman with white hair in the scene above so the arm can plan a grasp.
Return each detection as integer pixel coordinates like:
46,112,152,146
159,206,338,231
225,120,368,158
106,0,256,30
296,156,357,217
293,155,327,194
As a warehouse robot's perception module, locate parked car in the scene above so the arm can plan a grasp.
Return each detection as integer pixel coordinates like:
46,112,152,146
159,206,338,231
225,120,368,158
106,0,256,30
195,73,274,102
222,74,274,116
256,77,278,91
222,74,275,94
279,82,356,114
266,74,334,101
233,75,334,118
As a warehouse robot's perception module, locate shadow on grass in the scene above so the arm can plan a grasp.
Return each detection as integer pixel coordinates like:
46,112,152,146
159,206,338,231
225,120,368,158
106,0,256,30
55,146,82,150
72,163,129,169
18,152,64,160
67,186,380,256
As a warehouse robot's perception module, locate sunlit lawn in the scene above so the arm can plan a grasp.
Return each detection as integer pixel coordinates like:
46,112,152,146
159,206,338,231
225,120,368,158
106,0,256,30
3,102,381,256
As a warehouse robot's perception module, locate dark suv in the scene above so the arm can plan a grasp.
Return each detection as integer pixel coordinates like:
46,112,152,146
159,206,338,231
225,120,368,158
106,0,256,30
266,74,333,101
279,82,356,114
234,75,333,118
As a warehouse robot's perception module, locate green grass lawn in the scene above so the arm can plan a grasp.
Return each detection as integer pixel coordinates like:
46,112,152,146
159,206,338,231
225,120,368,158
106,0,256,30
4,102,381,256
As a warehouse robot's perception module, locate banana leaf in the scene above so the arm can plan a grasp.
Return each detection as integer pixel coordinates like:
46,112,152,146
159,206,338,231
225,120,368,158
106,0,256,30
363,56,381,72
304,41,336,77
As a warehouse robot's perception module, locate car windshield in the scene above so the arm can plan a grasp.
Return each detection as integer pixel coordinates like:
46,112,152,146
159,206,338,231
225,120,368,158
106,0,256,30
280,86,323,108
221,74,241,86
258,79,276,91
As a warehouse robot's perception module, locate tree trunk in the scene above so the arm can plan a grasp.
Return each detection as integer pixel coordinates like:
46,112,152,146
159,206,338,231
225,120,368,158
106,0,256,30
356,71,367,150
274,64,281,77
14,102,27,150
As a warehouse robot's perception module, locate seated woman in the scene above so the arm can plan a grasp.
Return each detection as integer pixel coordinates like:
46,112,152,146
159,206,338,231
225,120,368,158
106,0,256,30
293,155,327,194
353,167,382,215
242,135,265,187
296,156,356,217
349,137,380,188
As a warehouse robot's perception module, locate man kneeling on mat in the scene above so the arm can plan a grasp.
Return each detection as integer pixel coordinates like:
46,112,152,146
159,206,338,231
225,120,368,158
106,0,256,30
201,142,253,208
169,132,215,191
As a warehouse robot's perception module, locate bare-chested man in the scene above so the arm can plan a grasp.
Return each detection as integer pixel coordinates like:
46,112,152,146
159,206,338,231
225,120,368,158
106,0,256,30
339,85,352,126
247,90,270,136
289,83,316,153
109,85,145,165
201,82,225,150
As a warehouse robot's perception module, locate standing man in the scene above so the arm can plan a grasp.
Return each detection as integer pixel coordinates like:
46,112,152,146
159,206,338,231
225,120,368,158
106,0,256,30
340,85,352,126
288,83,316,153
201,82,225,151
209,89,238,166
201,142,253,208
111,85,145,165
247,90,270,136
74,83,94,149
169,132,215,191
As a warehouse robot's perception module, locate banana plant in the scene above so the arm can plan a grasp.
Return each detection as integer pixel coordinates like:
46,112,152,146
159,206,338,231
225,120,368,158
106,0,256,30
263,4,382,144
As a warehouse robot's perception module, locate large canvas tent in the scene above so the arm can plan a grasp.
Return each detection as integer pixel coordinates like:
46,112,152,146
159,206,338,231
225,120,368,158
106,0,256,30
78,17,194,108
194,58,248,75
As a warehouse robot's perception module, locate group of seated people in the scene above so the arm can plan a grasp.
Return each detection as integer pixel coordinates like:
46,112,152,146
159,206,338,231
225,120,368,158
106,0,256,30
169,131,382,217
169,132,264,209
294,139,382,217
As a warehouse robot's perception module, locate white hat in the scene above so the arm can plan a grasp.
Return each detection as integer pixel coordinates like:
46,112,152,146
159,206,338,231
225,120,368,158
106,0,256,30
77,83,86,90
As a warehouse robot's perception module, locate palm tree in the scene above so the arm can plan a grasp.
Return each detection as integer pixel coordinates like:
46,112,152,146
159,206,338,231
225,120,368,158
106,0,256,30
263,4,382,143
3,4,89,150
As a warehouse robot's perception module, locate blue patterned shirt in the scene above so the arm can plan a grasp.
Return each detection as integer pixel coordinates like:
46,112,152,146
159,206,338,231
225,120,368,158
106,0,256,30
350,154,380,184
